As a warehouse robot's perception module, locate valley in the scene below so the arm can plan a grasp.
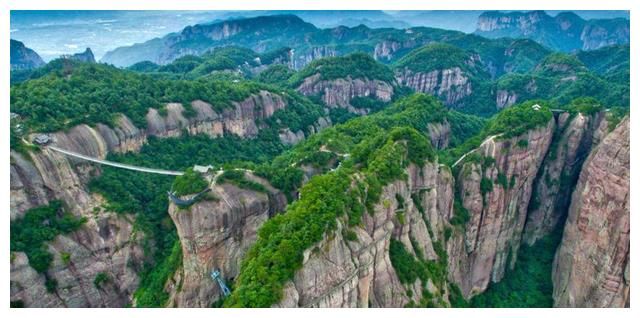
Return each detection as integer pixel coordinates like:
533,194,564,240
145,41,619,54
9,10,630,308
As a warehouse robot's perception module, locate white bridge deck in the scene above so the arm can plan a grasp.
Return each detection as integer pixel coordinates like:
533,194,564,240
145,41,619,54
48,146,184,176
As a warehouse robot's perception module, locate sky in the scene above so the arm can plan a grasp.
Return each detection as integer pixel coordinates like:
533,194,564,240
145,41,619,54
10,10,630,62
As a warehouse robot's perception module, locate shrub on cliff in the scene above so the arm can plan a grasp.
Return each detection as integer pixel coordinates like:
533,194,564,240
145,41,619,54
172,168,209,196
10,200,86,273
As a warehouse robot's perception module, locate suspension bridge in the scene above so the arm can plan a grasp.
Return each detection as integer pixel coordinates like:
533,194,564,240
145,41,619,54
48,146,184,176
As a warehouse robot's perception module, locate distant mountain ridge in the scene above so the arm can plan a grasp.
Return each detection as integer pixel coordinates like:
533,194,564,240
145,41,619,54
475,10,629,51
10,39,45,70
101,12,629,69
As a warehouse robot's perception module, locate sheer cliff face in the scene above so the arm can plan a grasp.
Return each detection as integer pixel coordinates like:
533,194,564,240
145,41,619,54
552,117,630,308
10,146,144,307
395,68,473,107
448,119,555,297
523,112,608,245
12,89,288,218
10,91,291,307
146,91,286,139
296,74,394,114
167,174,287,307
277,163,455,308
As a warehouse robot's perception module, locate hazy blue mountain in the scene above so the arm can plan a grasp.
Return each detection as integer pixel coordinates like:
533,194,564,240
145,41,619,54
11,10,629,63
475,11,629,51
10,39,44,70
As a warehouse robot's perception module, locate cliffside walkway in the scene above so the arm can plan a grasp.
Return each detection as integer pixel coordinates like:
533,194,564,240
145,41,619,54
48,145,184,176
451,134,500,168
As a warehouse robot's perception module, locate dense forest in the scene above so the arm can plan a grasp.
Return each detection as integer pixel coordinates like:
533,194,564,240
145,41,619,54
9,13,630,309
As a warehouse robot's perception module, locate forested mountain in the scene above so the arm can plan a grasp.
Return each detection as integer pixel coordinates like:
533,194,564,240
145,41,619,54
9,11,630,309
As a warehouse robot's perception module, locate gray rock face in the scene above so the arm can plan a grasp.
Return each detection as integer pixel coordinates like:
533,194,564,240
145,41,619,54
496,90,518,109
580,21,631,50
447,120,555,297
278,116,332,146
297,74,394,114
166,174,287,307
552,117,629,307
293,46,337,70
276,163,456,307
395,68,472,107
427,121,451,150
373,39,419,62
523,112,607,245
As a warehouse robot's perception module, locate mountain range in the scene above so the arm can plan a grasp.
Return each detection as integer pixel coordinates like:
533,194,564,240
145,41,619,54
9,10,630,309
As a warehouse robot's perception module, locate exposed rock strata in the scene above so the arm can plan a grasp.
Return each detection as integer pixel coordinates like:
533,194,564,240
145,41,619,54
395,68,472,107
10,147,144,307
166,173,287,307
10,90,290,307
276,163,455,307
552,117,629,307
523,112,608,244
297,74,394,113
447,119,555,297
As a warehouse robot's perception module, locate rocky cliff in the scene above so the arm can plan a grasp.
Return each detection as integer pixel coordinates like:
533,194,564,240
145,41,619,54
66,48,96,63
296,74,394,114
373,39,419,62
146,91,287,139
396,68,473,107
523,111,608,244
10,144,144,307
475,11,629,52
166,173,287,307
552,117,629,307
447,119,555,297
276,163,456,307
10,90,291,307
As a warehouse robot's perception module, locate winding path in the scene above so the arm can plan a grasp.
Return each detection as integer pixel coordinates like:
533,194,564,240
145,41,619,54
451,134,501,168
48,146,184,176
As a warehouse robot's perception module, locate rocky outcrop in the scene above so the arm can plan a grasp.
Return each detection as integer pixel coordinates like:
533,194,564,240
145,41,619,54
552,117,629,307
395,68,472,107
166,173,287,307
66,48,96,63
10,145,144,307
293,46,337,70
523,112,608,245
373,39,419,62
580,20,631,51
276,163,456,307
297,74,394,114
10,90,291,307
447,119,555,297
476,11,629,52
11,90,288,215
10,39,45,71
496,90,518,109
427,121,451,150
279,116,332,146
147,91,287,139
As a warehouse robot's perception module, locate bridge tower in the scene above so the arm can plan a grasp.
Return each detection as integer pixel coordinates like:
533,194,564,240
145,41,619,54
211,269,231,297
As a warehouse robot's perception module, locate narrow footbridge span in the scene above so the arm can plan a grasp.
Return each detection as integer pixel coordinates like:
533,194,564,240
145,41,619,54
48,146,184,176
